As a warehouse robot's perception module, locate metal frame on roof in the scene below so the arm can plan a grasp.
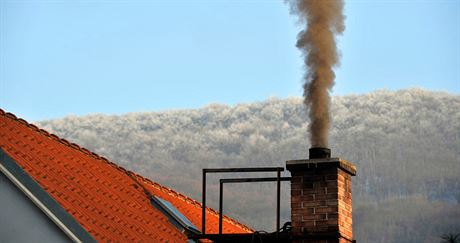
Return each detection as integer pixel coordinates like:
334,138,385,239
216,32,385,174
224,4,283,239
202,167,285,235
0,148,96,243
200,166,293,243
218,176,291,235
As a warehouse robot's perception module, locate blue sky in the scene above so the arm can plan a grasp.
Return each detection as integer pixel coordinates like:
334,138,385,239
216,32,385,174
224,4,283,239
1,0,459,121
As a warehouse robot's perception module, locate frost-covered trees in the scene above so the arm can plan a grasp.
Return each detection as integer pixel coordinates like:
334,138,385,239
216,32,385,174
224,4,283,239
38,88,460,242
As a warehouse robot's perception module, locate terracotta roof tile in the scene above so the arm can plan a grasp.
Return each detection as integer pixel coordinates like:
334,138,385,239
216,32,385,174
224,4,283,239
0,109,252,242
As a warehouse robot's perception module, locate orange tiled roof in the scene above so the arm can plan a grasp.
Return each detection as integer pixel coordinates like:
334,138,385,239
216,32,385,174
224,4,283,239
0,109,253,242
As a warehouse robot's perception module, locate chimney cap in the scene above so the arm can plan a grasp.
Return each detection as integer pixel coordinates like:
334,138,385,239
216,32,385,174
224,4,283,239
309,147,331,159
286,158,357,176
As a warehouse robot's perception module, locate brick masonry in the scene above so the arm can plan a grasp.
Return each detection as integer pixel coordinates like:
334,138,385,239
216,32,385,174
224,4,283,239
287,158,356,243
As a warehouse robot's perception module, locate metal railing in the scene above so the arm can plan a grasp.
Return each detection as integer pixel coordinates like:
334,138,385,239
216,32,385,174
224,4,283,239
201,167,290,236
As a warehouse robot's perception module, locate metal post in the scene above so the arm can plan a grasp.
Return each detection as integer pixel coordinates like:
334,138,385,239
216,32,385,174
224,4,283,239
219,180,223,235
276,168,281,237
202,169,206,235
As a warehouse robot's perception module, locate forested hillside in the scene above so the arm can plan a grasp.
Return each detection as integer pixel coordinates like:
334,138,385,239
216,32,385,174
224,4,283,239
38,88,460,242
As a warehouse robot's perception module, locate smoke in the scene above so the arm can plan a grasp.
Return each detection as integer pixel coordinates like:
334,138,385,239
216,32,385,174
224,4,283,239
288,0,345,148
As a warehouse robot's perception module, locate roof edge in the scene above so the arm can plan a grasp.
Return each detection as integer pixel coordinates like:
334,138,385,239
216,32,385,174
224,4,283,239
0,148,97,243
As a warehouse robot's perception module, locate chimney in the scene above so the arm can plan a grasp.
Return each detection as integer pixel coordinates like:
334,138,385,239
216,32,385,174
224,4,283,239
286,148,356,243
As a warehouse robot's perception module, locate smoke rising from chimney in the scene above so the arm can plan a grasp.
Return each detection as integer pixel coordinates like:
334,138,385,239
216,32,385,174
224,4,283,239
288,0,345,148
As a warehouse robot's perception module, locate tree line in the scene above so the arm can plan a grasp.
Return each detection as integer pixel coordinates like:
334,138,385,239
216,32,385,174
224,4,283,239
39,88,460,242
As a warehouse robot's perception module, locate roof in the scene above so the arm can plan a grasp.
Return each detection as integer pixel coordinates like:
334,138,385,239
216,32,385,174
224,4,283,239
0,109,253,242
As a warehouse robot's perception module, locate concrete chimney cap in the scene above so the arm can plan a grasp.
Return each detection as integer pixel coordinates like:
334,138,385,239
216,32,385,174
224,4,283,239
286,158,356,176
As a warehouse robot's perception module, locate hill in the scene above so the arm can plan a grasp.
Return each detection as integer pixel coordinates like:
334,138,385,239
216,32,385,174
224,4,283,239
38,88,460,242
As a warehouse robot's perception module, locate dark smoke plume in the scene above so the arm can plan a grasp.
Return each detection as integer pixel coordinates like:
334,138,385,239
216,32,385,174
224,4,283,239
288,0,345,148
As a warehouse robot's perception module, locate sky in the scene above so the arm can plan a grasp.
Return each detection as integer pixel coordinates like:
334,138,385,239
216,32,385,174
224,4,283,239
1,0,459,121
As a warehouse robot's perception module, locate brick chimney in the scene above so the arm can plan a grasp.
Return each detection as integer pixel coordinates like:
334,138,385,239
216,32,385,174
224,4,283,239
286,148,356,243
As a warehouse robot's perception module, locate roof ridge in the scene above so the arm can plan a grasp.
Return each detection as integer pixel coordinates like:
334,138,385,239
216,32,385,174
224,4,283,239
0,108,254,233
